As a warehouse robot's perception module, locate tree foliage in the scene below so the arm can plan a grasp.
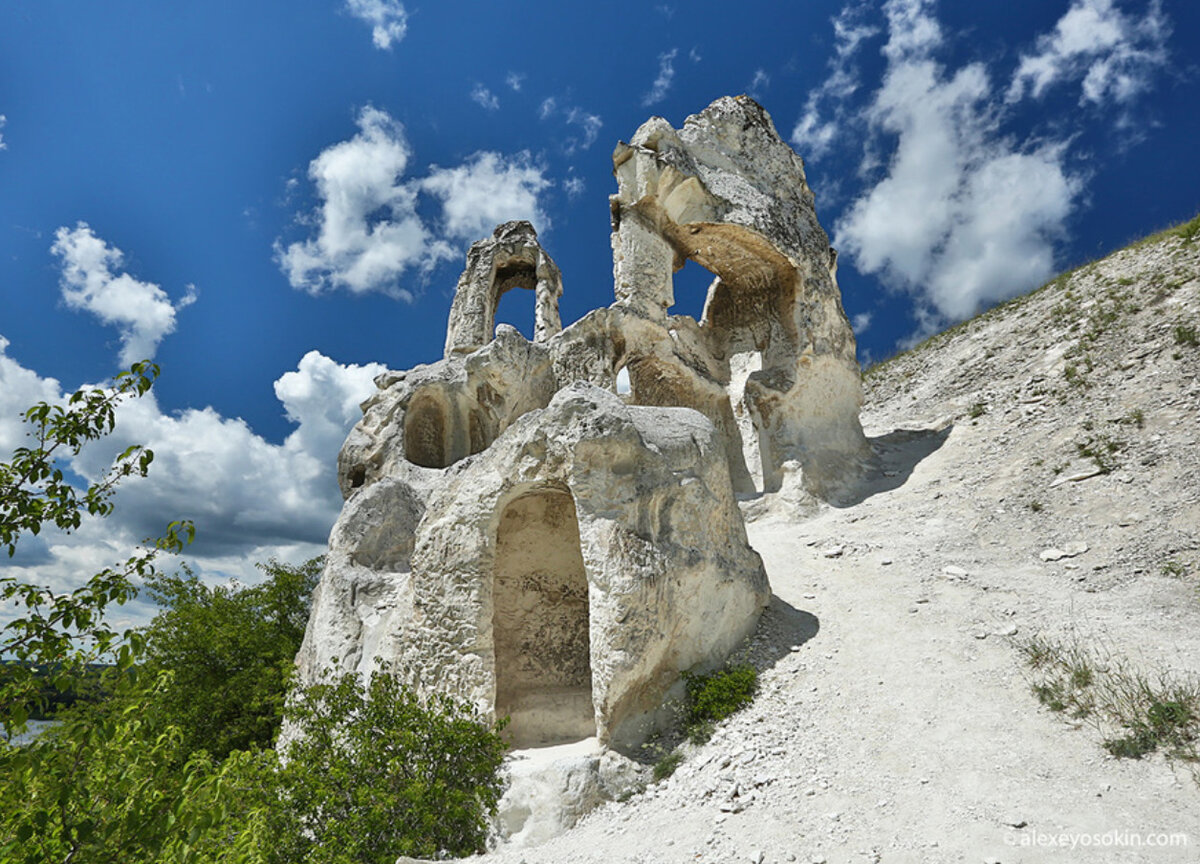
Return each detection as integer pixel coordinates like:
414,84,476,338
0,673,272,864
0,367,510,863
0,361,193,738
270,669,508,864
137,558,322,758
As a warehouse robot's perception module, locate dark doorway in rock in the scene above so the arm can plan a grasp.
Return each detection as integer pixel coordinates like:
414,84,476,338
404,390,451,468
492,485,594,748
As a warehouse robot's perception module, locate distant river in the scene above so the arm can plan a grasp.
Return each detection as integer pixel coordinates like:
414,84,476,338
8,718,56,747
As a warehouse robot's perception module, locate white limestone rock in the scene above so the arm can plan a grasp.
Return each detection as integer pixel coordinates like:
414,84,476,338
609,96,872,500
294,95,875,846
300,383,770,752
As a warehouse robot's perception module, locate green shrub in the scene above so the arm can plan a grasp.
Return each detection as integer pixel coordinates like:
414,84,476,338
137,557,322,759
0,673,272,864
653,751,683,781
683,664,757,744
1174,324,1198,347
1075,434,1125,474
1104,727,1159,759
270,669,507,863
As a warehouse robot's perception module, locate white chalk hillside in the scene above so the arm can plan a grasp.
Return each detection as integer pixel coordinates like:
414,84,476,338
474,221,1200,863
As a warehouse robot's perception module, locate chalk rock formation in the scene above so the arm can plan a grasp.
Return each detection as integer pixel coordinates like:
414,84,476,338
296,95,870,842
444,220,564,356
609,96,869,499
301,383,769,751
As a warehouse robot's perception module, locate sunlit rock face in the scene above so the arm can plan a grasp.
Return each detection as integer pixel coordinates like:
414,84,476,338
297,96,866,762
609,95,871,501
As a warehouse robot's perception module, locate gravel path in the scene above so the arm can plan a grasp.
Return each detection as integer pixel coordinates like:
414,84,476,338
473,230,1200,863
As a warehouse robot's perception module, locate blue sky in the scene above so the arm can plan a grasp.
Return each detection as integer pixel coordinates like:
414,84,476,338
2,0,1197,626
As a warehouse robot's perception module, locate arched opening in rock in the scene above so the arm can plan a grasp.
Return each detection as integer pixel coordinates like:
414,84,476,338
490,259,539,340
668,258,715,323
404,390,453,468
614,365,632,399
679,226,798,493
492,485,594,748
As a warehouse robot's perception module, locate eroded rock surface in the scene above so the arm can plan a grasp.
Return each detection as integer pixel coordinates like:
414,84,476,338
302,384,769,751
296,95,872,845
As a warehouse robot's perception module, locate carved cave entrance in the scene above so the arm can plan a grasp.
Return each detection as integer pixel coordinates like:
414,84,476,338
492,485,594,748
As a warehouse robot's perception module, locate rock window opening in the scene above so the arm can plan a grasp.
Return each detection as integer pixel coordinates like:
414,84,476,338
668,258,716,323
493,486,594,748
490,260,539,340
614,366,632,398
491,281,537,340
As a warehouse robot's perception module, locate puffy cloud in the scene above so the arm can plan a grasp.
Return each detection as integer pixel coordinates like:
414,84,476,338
422,152,550,241
505,72,525,92
880,0,941,60
0,336,63,454
69,350,383,555
344,0,408,50
795,0,1169,327
835,1,1082,323
0,114,7,150
277,107,550,297
276,106,450,299
0,342,383,628
51,223,196,366
470,84,499,111
1007,0,1169,106
642,49,678,107
851,312,872,334
539,97,557,120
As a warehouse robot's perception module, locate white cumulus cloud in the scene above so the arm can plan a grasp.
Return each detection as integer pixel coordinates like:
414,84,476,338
835,0,1082,325
643,49,678,107
0,336,62,454
797,0,1171,332
276,106,451,299
277,106,550,297
0,114,7,150
345,0,408,50
422,152,550,241
0,338,384,625
51,223,196,366
1007,0,1169,106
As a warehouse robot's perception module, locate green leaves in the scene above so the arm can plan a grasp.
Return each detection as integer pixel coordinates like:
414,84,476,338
0,674,274,864
136,557,322,758
1,361,160,557
271,668,507,863
1,361,191,740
